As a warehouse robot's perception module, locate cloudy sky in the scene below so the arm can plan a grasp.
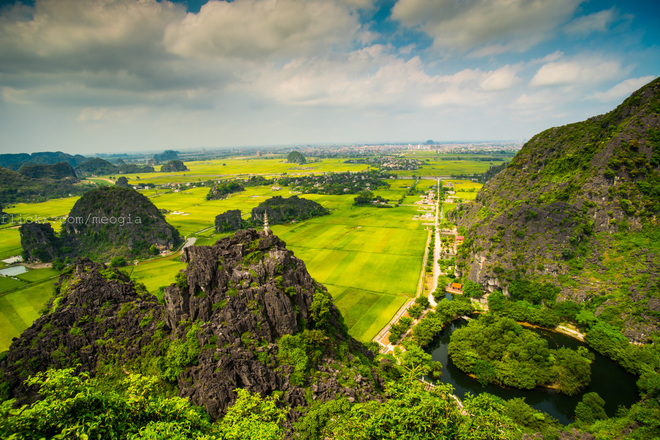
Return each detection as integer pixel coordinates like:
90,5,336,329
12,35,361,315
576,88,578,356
0,0,658,154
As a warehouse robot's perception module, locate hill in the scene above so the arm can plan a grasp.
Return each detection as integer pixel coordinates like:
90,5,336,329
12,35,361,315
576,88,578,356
251,195,329,225
0,151,87,171
18,162,77,181
286,150,306,164
161,159,189,172
75,158,117,176
452,77,660,342
59,186,181,259
0,166,91,204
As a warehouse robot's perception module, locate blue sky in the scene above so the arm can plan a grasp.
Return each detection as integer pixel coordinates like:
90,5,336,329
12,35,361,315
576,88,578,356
0,0,658,154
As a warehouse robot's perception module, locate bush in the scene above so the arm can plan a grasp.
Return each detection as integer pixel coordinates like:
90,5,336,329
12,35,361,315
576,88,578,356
110,256,127,267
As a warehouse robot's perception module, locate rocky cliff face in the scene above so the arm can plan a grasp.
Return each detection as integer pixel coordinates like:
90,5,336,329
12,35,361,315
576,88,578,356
2,229,381,419
165,229,379,418
19,222,61,262
453,77,660,341
215,209,243,232
0,259,164,404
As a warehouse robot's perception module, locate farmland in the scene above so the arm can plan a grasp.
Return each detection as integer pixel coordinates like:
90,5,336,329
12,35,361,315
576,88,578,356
0,153,491,348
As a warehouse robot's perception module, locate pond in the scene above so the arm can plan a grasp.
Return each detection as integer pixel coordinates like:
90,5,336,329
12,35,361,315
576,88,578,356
426,319,640,425
0,265,28,277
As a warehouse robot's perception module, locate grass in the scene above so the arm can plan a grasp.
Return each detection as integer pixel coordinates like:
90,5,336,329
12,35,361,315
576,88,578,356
0,227,22,260
123,255,187,297
0,277,29,294
272,196,427,341
0,281,55,352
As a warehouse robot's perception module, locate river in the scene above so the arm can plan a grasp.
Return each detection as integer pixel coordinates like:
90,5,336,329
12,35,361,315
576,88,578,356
426,318,640,425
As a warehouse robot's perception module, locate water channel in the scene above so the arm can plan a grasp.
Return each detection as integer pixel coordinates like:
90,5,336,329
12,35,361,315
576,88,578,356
427,317,640,425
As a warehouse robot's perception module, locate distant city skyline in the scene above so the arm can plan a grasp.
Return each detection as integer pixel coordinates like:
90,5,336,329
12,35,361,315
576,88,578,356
0,0,658,154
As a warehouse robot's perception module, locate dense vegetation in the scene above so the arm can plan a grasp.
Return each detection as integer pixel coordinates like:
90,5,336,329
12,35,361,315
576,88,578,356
0,151,87,171
278,171,392,195
56,187,181,260
251,196,329,225
161,160,189,172
453,77,660,343
0,166,93,204
17,162,78,181
448,314,593,394
206,180,244,200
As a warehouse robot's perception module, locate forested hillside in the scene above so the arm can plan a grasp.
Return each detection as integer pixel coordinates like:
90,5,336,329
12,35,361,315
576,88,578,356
453,77,660,342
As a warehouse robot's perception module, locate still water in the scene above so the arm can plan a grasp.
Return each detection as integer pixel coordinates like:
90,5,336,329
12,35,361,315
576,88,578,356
427,319,640,425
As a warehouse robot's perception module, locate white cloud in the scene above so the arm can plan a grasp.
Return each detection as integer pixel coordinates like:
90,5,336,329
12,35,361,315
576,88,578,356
480,65,521,91
163,0,362,60
590,76,656,102
530,57,626,87
391,0,583,55
564,8,615,35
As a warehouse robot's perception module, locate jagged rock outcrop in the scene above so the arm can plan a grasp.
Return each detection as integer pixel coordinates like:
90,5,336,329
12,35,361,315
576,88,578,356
19,222,61,262
2,230,382,420
165,229,380,418
215,209,243,232
251,195,328,225
453,77,660,340
59,186,181,259
0,259,164,404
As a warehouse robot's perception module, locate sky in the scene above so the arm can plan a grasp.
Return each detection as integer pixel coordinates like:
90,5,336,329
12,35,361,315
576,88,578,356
0,0,658,154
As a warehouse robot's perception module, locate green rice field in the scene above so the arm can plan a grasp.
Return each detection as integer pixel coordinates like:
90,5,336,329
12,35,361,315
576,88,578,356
0,153,496,349
0,268,61,351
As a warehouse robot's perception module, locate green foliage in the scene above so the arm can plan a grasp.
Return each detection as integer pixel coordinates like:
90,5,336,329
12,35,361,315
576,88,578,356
320,381,515,439
411,297,474,347
449,314,592,393
160,323,201,382
508,279,559,305
396,343,442,382
310,289,332,330
462,280,483,298
574,392,607,424
216,388,287,440
175,271,188,289
0,368,212,439
502,397,559,435
111,256,127,268
277,330,326,386
488,290,560,328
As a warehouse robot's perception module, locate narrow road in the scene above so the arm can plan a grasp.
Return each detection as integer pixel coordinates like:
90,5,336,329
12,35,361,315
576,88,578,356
429,178,442,307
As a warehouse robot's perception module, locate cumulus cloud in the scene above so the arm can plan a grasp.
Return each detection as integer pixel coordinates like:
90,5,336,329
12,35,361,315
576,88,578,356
391,0,582,55
163,0,362,60
563,8,615,35
590,76,656,102
242,45,514,111
480,65,521,91
530,56,626,87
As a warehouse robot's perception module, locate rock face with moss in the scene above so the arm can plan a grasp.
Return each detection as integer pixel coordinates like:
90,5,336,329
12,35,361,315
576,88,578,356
19,222,61,262
453,77,660,341
60,186,181,259
0,259,165,404
1,230,381,419
215,209,243,232
165,229,380,418
251,195,328,225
